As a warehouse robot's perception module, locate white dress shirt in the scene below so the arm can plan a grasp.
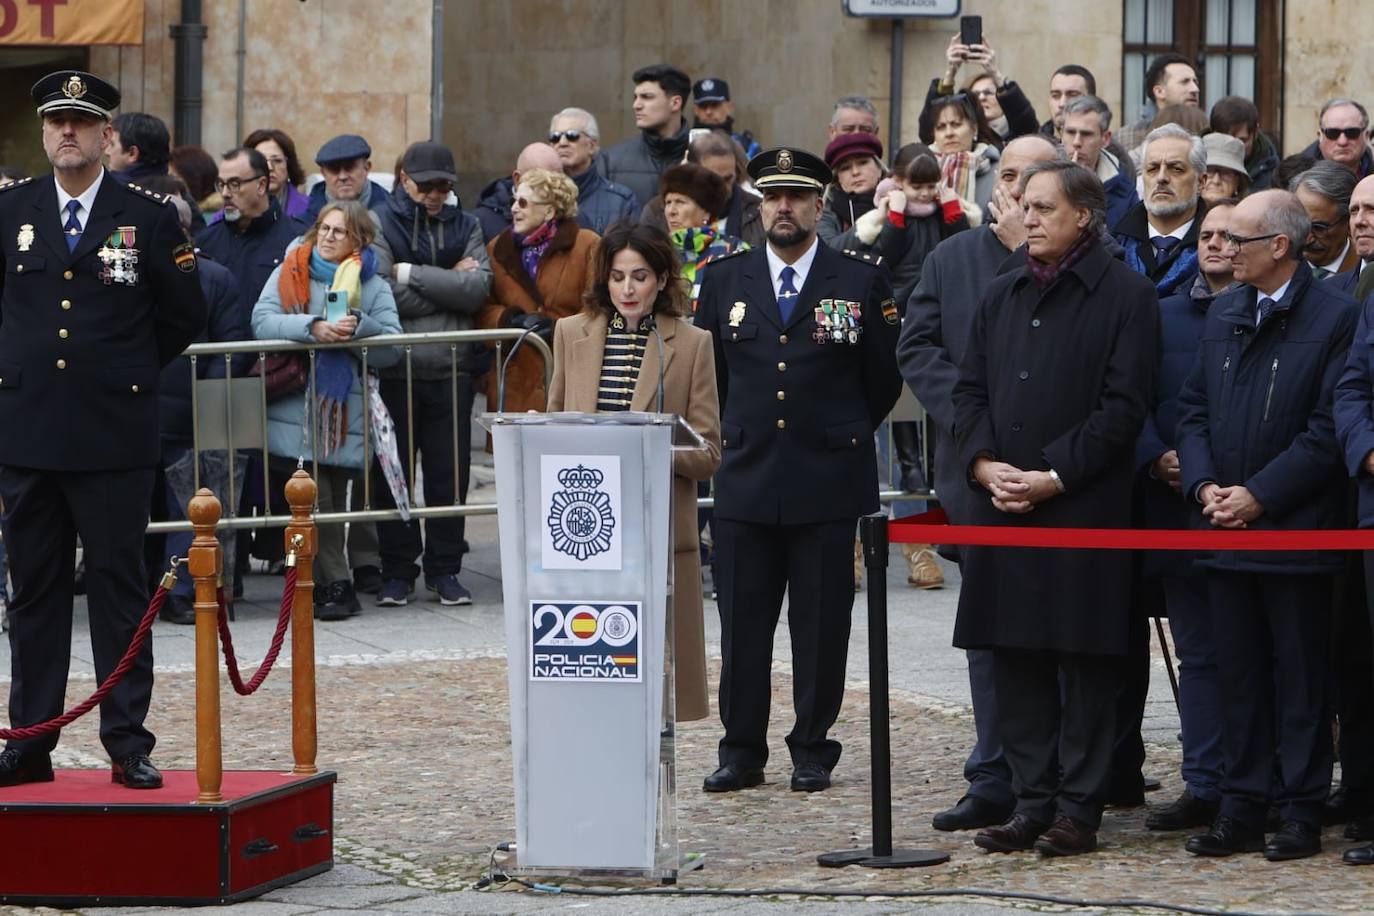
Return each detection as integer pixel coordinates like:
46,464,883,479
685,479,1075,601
765,236,820,300
55,168,105,235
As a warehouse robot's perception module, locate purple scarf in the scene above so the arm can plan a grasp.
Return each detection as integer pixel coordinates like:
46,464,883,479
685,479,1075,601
1026,229,1098,289
516,219,558,279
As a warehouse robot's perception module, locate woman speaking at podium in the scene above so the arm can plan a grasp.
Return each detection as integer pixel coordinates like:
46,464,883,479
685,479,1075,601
547,221,722,721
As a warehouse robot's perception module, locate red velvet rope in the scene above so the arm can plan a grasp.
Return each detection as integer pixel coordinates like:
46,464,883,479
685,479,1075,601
889,508,1374,550
0,586,168,741
217,565,298,696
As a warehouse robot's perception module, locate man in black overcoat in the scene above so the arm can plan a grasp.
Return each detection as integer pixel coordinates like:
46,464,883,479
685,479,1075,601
696,147,901,793
0,71,207,788
952,160,1159,856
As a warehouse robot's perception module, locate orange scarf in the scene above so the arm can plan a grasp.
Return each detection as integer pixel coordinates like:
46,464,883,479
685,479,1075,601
278,243,313,313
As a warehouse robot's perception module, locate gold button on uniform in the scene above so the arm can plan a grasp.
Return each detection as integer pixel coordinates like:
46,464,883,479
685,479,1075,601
63,270,73,280
851,438,858,446
779,334,788,344
58,329,68,339
776,390,786,400
60,299,71,310
56,359,66,369
15,265,22,273
777,419,786,429
777,361,786,372
131,385,140,393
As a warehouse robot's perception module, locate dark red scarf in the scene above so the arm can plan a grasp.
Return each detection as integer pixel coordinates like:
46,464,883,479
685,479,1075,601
1026,229,1099,289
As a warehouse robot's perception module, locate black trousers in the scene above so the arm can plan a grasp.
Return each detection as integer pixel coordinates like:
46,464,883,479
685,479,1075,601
715,517,855,771
1336,554,1374,795
991,648,1118,828
1208,570,1333,829
1109,606,1150,795
0,465,156,760
374,376,473,581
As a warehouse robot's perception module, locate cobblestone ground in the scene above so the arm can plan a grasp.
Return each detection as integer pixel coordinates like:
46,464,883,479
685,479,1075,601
30,652,1374,915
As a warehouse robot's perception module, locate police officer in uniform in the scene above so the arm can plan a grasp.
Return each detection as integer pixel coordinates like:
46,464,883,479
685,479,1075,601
0,71,207,788
696,147,901,792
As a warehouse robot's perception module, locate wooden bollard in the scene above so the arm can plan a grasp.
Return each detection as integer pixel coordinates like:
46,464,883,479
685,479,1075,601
285,470,319,775
188,488,224,804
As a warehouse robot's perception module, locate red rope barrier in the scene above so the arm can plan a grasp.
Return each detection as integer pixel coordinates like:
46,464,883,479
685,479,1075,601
889,508,1374,550
217,565,298,696
0,586,169,741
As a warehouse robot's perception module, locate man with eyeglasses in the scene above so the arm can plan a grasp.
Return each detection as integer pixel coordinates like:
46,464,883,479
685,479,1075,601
369,141,490,609
195,147,308,328
1292,161,1360,285
1177,189,1359,862
304,134,390,223
547,107,637,235
1302,99,1374,180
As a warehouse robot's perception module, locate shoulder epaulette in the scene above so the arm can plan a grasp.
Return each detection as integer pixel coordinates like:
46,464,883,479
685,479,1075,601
124,182,170,204
843,248,883,267
705,246,749,265
0,177,33,193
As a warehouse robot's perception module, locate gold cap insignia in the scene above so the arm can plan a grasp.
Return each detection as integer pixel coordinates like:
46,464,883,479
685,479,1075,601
776,150,794,173
62,75,88,100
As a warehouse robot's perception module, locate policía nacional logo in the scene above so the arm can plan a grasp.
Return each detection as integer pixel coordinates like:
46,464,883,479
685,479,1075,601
546,464,616,561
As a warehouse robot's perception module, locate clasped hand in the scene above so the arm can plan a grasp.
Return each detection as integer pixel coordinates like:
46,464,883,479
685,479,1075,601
973,458,1059,514
1198,483,1263,528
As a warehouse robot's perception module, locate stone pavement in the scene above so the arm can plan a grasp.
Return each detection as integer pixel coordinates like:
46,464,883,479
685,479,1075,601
0,468,1368,915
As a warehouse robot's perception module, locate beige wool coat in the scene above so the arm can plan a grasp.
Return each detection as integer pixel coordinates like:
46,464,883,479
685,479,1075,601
546,311,722,721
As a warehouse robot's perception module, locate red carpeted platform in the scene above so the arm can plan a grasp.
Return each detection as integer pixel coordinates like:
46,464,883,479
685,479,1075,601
0,768,335,906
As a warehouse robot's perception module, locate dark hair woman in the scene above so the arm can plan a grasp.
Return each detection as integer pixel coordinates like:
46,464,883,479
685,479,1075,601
546,220,721,722
243,127,310,220
923,92,1002,216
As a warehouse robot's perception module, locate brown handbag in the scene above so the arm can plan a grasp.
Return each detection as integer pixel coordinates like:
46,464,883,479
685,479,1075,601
250,352,309,401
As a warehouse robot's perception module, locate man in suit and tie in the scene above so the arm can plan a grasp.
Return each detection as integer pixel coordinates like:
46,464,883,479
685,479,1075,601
1114,124,1209,299
0,70,207,788
695,147,901,793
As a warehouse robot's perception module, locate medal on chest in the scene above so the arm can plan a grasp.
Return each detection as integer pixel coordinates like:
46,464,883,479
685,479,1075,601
97,226,140,286
813,299,863,345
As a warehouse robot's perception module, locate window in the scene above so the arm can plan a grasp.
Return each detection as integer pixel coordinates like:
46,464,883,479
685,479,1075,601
1122,0,1283,141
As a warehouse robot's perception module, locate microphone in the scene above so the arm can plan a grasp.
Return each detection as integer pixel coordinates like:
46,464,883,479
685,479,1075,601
644,314,665,415
497,322,543,413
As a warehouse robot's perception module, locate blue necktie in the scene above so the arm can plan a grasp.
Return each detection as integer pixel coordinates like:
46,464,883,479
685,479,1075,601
777,265,799,322
1257,296,1276,327
1151,236,1179,262
63,199,82,252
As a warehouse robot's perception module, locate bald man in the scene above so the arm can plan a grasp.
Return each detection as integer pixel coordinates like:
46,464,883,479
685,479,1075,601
1350,175,1374,302
475,142,565,242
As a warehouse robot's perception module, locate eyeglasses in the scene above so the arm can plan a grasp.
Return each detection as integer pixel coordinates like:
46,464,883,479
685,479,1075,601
316,224,350,240
415,179,453,195
511,196,550,210
1310,219,1338,233
548,129,585,144
971,88,997,99
214,173,265,193
1322,126,1368,141
1221,231,1280,248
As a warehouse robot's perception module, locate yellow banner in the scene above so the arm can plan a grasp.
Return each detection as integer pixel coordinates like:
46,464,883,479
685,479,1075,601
0,0,144,46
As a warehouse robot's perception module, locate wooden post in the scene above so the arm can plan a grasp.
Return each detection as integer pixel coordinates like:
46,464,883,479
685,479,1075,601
286,470,319,775
188,488,224,804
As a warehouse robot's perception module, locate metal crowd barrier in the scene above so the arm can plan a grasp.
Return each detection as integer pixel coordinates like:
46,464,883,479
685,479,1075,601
146,326,934,533
145,328,553,534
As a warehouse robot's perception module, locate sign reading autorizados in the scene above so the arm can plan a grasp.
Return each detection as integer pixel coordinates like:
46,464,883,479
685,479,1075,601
842,0,960,16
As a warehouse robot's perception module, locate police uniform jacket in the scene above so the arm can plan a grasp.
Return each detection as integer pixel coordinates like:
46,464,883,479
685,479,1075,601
951,239,1159,655
695,241,902,525
0,174,207,471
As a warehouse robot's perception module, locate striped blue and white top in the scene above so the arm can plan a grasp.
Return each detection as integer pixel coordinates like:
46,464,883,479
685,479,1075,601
595,313,651,412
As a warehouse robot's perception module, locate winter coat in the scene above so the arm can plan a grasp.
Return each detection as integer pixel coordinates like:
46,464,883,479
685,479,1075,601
303,179,390,223
376,184,492,378
641,184,766,250
951,239,1159,654
251,262,402,469
818,186,876,247
546,311,721,721
1246,132,1280,191
836,200,972,306
1332,294,1374,529
1098,149,1141,233
159,257,251,447
478,219,600,413
570,164,638,235
1301,139,1374,181
475,176,513,243
1178,263,1358,574
918,77,1038,142
1114,198,1208,298
599,121,692,207
1135,275,1230,579
898,225,1019,526
195,199,308,325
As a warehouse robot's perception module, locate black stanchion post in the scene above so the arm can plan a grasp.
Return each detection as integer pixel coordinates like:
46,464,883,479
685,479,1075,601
818,513,949,869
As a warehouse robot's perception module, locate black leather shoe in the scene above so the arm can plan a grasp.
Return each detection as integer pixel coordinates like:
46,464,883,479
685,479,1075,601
0,747,53,787
1146,789,1220,831
1035,816,1098,857
1325,786,1374,826
1185,815,1265,857
1265,819,1321,861
315,580,361,621
1343,842,1374,865
933,795,1014,831
1346,816,1374,841
703,764,764,793
974,813,1049,852
159,593,196,626
791,763,831,792
111,753,163,789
